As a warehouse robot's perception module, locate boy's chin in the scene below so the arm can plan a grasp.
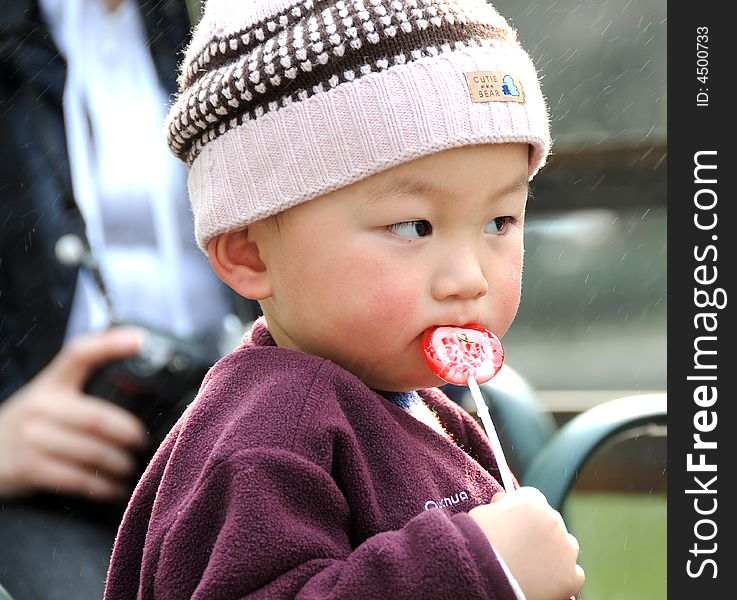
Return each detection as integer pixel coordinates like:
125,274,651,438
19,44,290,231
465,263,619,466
367,372,448,394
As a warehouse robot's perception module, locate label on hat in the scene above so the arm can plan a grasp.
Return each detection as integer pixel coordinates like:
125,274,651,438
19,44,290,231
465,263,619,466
464,71,525,103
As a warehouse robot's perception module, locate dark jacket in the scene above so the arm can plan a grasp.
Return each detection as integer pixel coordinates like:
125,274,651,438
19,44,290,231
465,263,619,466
105,318,518,599
0,1,255,401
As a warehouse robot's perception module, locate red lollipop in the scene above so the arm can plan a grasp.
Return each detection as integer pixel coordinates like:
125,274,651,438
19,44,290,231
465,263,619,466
422,324,515,492
422,324,504,385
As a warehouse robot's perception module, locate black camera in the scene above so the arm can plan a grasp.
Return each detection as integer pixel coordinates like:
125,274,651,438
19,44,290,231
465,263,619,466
54,233,224,460
84,327,218,456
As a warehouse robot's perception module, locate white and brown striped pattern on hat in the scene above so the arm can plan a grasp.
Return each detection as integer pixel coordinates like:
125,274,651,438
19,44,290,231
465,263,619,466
167,0,516,165
168,0,550,252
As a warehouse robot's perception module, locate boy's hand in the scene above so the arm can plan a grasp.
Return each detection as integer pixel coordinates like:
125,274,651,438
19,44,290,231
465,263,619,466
469,486,585,600
0,328,148,500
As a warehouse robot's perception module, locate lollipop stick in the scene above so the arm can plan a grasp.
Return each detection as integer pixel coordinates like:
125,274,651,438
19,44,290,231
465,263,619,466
467,376,516,493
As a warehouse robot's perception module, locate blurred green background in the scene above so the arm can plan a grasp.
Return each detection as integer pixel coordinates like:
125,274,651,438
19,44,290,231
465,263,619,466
492,1,667,598
567,490,667,599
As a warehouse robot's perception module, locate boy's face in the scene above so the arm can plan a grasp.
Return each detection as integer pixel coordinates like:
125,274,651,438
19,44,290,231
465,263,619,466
253,143,529,392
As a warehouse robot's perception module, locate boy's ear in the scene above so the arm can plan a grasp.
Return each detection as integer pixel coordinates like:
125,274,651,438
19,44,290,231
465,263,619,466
208,228,271,300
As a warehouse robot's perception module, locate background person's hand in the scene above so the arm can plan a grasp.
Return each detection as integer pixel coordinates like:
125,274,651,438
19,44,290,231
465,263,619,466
469,486,585,600
0,327,148,500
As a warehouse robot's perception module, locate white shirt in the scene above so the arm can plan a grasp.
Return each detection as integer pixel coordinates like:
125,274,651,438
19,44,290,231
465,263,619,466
40,0,231,341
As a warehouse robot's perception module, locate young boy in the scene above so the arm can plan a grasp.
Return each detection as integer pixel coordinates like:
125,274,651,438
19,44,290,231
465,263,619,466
105,1,584,598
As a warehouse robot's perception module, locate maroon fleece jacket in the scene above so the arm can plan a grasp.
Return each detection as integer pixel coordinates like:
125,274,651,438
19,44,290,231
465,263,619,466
104,319,518,599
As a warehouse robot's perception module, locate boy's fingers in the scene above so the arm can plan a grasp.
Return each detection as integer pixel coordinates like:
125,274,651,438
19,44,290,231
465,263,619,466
515,486,547,499
47,327,145,388
514,486,552,507
575,564,586,582
492,486,545,504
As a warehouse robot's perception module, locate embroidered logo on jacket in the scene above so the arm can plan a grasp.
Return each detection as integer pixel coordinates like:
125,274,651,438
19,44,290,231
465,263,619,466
423,491,470,511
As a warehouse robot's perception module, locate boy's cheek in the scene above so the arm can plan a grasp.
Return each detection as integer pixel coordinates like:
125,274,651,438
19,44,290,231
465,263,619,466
331,249,420,304
362,276,424,332
495,285,523,338
336,283,418,333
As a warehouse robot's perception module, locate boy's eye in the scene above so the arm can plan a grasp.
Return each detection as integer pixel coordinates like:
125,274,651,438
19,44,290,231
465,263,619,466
484,216,513,234
388,220,433,238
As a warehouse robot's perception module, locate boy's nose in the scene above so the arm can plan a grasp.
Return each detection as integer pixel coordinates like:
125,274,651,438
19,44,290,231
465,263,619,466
431,250,489,301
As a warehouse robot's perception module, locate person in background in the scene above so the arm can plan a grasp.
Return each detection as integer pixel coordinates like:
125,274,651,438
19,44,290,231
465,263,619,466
0,1,259,597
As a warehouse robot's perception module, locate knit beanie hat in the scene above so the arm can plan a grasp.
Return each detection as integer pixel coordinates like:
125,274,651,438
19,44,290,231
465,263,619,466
166,0,551,252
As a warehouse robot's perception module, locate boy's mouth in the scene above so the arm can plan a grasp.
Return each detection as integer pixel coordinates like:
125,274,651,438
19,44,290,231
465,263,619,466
427,321,486,331
416,322,486,348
